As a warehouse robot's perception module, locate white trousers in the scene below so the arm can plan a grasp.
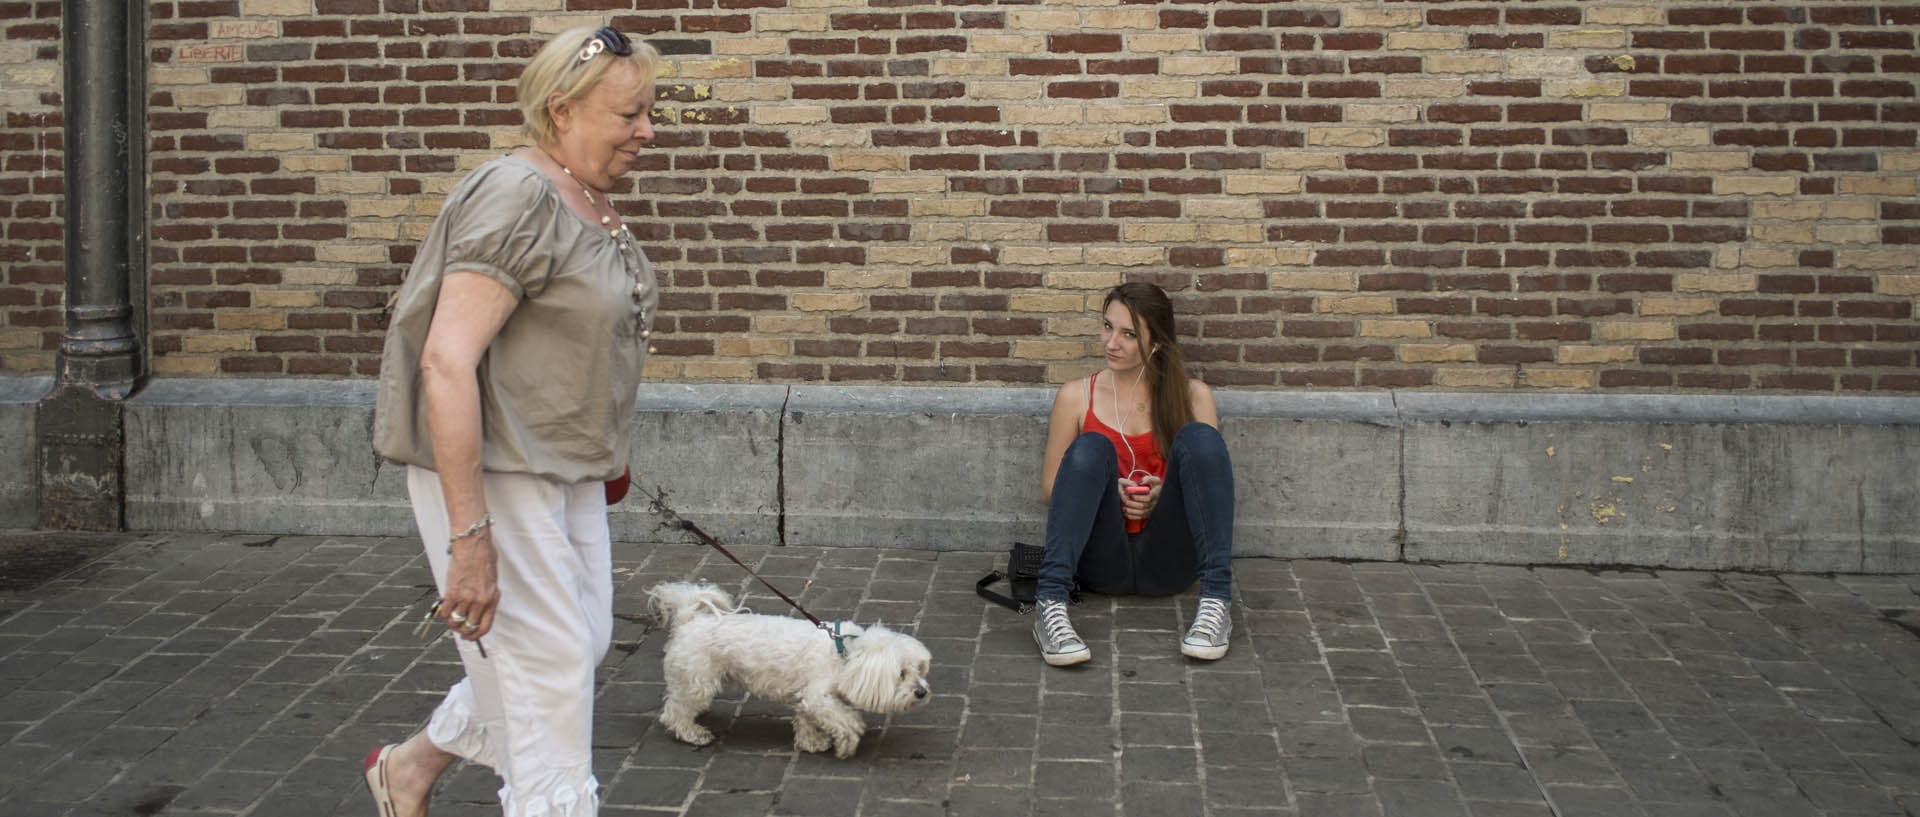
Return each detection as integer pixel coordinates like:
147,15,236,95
407,466,613,817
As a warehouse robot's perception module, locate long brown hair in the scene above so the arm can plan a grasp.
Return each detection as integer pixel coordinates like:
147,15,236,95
1104,282,1194,455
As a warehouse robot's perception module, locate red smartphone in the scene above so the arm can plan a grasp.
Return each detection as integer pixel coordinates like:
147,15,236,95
1124,485,1151,495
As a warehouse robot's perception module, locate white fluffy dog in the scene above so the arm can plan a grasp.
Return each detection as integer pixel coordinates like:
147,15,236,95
646,581,932,758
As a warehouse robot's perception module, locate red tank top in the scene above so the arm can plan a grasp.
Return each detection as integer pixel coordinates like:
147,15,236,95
1084,372,1165,533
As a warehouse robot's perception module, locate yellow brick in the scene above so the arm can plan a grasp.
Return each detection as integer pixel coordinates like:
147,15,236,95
1737,248,1797,269
832,152,908,172
1082,249,1160,267
247,133,313,151
171,87,245,107
348,199,410,218
1264,153,1343,171
1589,103,1667,122
1197,224,1263,243
1120,80,1198,99
715,338,791,356
673,58,752,79
1011,294,1087,313
1556,345,1636,364
930,58,1006,77
151,356,218,376
1359,320,1430,339
1008,9,1077,28
1346,9,1420,27
1123,223,1198,242
1127,33,1201,53
1754,201,1823,220
1084,104,1164,124
1675,273,1755,293
402,223,432,242
317,244,387,264
345,222,397,241
1346,104,1421,123
1046,270,1123,289
1506,55,1584,76
1669,151,1750,171
827,268,910,287
241,0,314,14
713,38,789,56
183,334,254,353
1046,363,1094,384
283,268,356,286
282,155,347,173
1643,297,1720,316
1041,129,1124,148
0,328,39,350
1437,368,1515,389
1388,32,1465,50
755,105,829,125
1548,29,1627,49
1630,127,1711,148
1308,128,1385,148
1008,105,1087,125
1878,275,1920,296
1161,56,1237,75
1226,248,1280,268
1272,271,1353,291
1427,55,1502,74
679,361,756,380
793,294,863,312
1588,7,1661,25
969,223,1043,241
756,13,828,31
323,177,387,196
1826,201,1876,220
254,290,321,309
1752,223,1815,243
531,16,603,34
217,313,285,331
755,315,826,333
151,66,210,86
1885,152,1920,172
793,129,866,149
971,80,1045,101
913,222,966,242
1839,176,1917,196
1014,341,1086,360
641,360,681,379
490,129,532,149
1001,247,1084,266
970,34,1045,53
1519,368,1595,389
1713,247,1741,270
712,82,786,103
1595,321,1675,341
1816,224,1879,244
1321,296,1395,315
873,175,947,194
1186,199,1260,221
1081,9,1156,28
912,199,987,218
1837,250,1919,270
494,0,563,9
1225,174,1302,195
1545,79,1627,98
1715,176,1797,196
1401,344,1477,363
1050,317,1102,337
1384,79,1465,99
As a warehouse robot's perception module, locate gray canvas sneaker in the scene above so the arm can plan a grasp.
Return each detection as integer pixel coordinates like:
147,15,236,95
1032,600,1091,666
1181,597,1230,660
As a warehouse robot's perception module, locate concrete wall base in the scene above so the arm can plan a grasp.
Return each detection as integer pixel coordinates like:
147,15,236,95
5,376,1915,573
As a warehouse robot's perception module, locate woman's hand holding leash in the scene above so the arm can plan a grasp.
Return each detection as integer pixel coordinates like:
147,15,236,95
442,527,501,645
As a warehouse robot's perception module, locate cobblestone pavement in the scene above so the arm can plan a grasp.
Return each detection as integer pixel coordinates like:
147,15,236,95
2,532,1919,817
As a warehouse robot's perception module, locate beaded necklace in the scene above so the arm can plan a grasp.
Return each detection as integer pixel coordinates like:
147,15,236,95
542,150,654,346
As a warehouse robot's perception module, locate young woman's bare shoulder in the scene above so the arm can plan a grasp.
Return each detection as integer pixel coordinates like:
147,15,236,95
1186,377,1214,400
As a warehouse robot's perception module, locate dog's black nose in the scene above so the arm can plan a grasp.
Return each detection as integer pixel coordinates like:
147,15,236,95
914,687,928,699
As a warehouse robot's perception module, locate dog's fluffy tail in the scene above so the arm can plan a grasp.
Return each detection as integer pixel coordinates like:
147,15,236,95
646,581,737,631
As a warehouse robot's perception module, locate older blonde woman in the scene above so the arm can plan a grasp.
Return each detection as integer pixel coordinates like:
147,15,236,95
366,26,662,817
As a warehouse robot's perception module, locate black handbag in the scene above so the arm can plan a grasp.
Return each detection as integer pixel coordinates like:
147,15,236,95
976,542,1076,613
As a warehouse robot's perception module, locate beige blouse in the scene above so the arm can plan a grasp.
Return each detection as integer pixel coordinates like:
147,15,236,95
373,155,658,483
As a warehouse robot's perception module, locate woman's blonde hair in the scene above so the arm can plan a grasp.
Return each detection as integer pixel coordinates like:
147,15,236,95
518,25,662,146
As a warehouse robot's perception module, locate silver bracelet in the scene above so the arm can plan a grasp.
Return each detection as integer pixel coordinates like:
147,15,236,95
447,513,492,553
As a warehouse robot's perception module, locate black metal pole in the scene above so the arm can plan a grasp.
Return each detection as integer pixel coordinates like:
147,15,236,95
38,0,147,530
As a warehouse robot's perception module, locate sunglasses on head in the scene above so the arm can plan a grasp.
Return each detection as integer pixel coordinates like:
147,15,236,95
577,27,632,63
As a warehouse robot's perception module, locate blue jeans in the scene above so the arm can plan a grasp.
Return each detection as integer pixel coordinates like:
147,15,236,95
1036,423,1235,603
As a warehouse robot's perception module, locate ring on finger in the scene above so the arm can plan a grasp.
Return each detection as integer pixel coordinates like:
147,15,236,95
461,621,479,632
449,612,468,624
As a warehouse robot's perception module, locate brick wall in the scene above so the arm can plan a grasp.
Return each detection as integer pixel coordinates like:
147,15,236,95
2,0,1917,391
